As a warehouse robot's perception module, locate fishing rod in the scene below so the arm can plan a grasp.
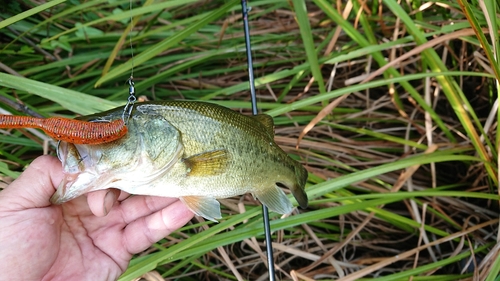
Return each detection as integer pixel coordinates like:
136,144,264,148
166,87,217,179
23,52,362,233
241,1,276,280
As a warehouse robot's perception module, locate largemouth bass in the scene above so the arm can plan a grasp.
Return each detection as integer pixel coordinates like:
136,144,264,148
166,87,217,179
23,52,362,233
50,101,308,221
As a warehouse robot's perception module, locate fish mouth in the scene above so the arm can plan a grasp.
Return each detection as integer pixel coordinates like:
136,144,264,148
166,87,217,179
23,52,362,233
50,172,94,204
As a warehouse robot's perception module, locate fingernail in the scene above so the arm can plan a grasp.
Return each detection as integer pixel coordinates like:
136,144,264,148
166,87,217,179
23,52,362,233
103,190,116,216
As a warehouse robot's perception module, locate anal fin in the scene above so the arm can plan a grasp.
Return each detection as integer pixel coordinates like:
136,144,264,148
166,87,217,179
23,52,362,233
253,185,293,215
180,196,222,222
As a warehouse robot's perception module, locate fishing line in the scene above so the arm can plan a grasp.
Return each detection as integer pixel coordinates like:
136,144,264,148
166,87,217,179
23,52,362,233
241,1,276,280
122,0,137,124
129,0,134,80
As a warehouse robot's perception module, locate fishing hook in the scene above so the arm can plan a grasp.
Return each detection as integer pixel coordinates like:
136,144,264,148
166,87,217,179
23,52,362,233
122,76,137,124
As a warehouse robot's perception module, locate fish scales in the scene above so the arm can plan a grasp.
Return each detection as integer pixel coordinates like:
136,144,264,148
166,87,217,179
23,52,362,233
51,101,308,221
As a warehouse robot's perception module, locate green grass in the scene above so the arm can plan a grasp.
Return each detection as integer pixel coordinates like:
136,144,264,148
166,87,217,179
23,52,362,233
1,0,500,280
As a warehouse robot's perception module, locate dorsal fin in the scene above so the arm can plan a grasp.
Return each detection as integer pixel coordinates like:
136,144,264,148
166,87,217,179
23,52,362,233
252,114,274,135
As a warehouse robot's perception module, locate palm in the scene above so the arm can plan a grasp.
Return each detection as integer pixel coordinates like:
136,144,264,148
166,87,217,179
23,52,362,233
0,156,193,281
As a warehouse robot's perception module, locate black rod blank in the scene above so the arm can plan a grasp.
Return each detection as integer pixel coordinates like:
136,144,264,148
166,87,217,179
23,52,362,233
240,1,276,280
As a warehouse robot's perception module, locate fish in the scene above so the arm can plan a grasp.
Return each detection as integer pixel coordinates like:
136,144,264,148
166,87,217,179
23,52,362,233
50,101,308,221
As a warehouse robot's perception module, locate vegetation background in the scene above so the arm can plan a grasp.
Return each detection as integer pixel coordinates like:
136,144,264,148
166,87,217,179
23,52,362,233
1,0,500,280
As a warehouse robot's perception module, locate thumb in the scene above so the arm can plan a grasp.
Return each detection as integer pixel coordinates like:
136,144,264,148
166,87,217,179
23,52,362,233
0,155,64,210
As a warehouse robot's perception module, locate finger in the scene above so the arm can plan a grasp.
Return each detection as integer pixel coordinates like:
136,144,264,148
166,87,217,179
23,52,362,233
118,195,181,224
117,191,131,201
122,199,194,254
87,189,120,217
0,155,64,210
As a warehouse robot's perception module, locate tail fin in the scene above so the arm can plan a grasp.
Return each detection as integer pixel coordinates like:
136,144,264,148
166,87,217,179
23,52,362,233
291,164,308,208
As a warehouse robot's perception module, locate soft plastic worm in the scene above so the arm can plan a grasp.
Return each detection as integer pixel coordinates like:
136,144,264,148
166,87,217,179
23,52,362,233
0,115,128,144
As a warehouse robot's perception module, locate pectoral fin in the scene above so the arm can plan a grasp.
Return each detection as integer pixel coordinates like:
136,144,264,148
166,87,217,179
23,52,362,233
253,185,293,215
184,149,229,176
180,196,222,222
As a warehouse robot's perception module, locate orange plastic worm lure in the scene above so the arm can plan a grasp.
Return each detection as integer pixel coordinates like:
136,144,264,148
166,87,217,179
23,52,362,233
0,115,128,145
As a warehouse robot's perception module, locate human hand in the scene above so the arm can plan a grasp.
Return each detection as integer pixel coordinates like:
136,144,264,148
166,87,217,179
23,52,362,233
0,155,194,281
